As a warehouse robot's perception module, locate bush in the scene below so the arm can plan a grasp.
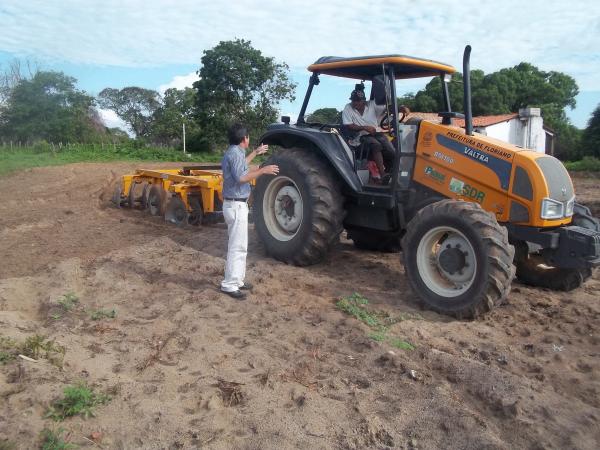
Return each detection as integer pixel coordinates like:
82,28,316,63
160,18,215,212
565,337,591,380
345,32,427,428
564,156,600,172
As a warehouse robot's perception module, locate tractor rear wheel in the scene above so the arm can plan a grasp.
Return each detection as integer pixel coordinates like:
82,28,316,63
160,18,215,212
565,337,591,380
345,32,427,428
514,254,591,291
402,199,514,318
254,148,343,266
514,202,597,291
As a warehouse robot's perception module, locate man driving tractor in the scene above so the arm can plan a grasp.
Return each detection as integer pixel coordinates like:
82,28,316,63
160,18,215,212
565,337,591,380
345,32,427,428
342,87,410,183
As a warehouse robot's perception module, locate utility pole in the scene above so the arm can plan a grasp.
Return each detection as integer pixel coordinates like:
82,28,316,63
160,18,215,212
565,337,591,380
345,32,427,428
182,122,187,154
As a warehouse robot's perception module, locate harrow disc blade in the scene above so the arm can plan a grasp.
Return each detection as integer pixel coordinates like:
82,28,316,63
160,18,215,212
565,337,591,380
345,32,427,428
128,181,147,209
165,196,189,227
147,185,166,216
187,195,204,226
111,181,125,208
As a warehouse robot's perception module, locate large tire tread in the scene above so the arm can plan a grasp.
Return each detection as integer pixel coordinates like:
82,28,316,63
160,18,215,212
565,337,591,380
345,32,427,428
256,148,344,266
402,199,514,319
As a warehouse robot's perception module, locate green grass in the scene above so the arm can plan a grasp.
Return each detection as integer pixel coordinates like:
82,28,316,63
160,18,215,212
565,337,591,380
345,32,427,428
0,351,15,364
389,338,416,351
0,334,66,366
336,293,382,329
336,293,416,351
564,156,600,172
0,143,221,176
90,309,117,320
57,293,79,311
367,330,387,342
0,337,18,364
40,428,77,450
22,335,66,367
46,382,110,421
0,439,17,450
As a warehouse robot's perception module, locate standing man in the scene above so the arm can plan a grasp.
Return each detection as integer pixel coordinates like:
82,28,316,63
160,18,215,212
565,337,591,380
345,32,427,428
220,123,279,299
342,88,410,182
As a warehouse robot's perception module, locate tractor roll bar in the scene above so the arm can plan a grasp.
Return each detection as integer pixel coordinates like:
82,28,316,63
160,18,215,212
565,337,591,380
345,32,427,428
297,72,320,124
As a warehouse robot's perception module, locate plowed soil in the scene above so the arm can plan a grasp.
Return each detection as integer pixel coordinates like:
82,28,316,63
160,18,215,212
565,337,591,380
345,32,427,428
0,163,599,449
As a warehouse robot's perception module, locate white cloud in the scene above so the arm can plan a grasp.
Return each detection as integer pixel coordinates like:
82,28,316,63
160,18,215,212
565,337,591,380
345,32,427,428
98,108,130,134
158,72,200,95
1,0,599,90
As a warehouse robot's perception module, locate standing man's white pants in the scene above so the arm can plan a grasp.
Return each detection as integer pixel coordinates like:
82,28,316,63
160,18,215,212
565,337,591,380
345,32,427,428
221,200,248,292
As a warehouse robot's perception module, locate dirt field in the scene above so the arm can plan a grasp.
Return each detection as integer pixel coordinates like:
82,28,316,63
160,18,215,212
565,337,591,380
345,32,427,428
0,163,599,449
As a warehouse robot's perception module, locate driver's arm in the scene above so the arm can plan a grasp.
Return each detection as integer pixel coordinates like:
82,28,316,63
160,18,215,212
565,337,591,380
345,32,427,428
345,123,374,132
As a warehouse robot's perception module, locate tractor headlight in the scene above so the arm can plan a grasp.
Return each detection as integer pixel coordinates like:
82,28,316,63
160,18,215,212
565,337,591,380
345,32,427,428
541,198,564,219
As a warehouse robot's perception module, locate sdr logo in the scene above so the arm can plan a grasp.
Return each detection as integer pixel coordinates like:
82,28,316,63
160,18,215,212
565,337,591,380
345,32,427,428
449,177,486,203
424,166,445,183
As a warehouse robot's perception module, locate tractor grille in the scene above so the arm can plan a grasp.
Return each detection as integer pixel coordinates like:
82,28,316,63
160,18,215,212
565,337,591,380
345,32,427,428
536,156,574,202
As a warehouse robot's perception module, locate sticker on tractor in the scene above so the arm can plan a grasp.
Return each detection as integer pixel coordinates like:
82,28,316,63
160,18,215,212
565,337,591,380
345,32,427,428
449,177,486,203
424,166,446,183
423,131,433,148
434,151,454,164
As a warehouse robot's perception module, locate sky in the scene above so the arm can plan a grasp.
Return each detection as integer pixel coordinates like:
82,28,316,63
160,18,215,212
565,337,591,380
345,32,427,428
1,0,599,131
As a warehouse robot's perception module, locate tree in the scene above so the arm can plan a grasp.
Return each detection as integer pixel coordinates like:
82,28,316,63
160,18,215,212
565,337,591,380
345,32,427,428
150,87,200,148
193,39,296,151
306,107,340,123
0,70,100,143
580,103,600,158
399,63,580,159
97,87,160,139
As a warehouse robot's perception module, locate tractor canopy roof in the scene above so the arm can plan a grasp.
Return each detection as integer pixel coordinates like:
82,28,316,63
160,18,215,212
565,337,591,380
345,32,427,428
308,54,456,80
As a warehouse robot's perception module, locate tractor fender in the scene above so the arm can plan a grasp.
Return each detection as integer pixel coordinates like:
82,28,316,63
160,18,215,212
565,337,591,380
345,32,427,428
260,125,362,193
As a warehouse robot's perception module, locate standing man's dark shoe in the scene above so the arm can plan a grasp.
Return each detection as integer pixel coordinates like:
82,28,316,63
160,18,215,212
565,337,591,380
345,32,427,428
221,289,247,300
240,282,254,291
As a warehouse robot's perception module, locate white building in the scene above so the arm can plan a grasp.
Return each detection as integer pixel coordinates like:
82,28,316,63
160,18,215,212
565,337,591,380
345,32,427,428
409,108,554,154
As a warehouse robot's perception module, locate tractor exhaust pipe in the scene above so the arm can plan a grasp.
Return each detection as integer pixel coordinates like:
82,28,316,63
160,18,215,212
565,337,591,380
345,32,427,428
463,45,473,136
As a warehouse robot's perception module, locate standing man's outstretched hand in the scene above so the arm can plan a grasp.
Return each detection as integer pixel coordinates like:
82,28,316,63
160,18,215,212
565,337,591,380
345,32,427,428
255,144,269,155
261,165,279,176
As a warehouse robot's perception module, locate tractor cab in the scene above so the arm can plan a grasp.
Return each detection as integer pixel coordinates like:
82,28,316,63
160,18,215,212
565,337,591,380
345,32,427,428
300,55,458,189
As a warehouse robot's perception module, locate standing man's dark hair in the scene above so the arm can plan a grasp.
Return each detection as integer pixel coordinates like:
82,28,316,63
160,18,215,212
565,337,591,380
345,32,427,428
228,123,249,145
220,123,280,299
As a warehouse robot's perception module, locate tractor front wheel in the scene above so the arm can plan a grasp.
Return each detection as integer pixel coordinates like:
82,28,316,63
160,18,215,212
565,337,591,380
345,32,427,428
402,199,514,318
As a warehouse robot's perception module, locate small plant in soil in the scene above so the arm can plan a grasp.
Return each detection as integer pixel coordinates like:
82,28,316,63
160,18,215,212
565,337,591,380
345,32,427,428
90,309,117,320
336,293,382,328
0,439,17,450
45,382,110,421
57,293,79,311
389,338,415,351
337,293,416,351
367,331,387,342
40,428,77,450
21,335,66,366
0,337,18,364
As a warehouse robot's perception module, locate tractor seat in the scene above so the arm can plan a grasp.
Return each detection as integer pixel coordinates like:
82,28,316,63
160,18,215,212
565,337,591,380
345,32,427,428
339,124,373,185
339,125,370,166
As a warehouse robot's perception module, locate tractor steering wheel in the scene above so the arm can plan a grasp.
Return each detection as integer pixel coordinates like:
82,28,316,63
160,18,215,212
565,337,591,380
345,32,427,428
379,110,407,132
